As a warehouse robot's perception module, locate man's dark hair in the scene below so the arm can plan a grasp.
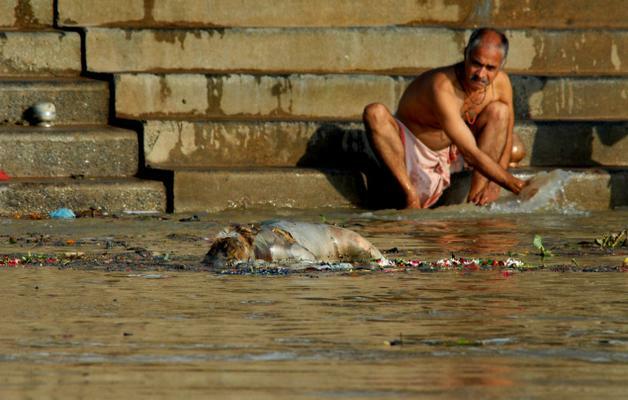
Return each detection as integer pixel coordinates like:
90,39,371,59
465,28,509,66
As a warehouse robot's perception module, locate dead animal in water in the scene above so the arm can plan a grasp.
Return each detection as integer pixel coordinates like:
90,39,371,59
203,220,385,269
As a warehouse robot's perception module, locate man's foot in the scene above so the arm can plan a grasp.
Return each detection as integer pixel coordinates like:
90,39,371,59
405,194,422,209
468,182,501,206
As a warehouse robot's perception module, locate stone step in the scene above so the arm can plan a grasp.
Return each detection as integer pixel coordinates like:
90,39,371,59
59,0,628,29
116,74,628,121
173,168,366,213
0,77,109,125
0,126,138,178
172,167,627,212
0,178,166,214
0,0,52,28
0,30,81,76
143,120,628,169
86,27,628,76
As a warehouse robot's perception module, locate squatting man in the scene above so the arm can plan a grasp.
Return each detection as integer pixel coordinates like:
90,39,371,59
364,28,528,209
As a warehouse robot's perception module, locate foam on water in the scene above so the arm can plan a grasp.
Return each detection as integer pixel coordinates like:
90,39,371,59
488,169,586,214
355,170,587,219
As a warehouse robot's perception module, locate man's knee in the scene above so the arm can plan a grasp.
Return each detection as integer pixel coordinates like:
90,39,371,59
484,101,509,125
363,103,392,129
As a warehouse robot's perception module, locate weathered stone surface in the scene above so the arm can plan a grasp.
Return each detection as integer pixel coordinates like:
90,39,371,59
86,28,460,74
143,121,373,169
0,31,81,75
115,73,405,120
516,122,628,167
143,120,628,169
116,74,214,119
0,178,166,213
86,28,628,75
173,167,626,212
0,126,138,178
117,74,628,121
513,77,628,120
0,0,52,28
173,168,366,212
58,0,144,27
59,0,628,29
0,78,109,125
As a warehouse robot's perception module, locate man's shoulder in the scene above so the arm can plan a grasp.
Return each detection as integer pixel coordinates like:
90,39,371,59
493,69,513,99
423,65,456,93
494,69,512,87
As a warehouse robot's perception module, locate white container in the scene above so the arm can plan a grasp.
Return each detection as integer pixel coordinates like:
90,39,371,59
31,102,57,127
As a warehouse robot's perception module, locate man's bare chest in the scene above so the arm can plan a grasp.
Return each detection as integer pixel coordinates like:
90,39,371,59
459,86,497,125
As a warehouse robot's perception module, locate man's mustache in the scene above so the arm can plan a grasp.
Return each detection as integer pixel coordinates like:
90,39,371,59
470,75,489,86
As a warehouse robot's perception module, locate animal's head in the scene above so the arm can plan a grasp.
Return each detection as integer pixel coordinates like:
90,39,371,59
202,225,258,269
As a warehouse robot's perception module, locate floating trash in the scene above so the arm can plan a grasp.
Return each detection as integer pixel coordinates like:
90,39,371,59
49,208,76,219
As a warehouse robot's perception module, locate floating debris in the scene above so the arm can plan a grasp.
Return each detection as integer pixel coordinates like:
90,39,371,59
0,254,58,267
595,230,627,249
533,235,553,257
49,208,76,219
217,256,528,275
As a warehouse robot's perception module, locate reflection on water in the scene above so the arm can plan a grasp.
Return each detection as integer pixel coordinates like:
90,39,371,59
0,269,626,399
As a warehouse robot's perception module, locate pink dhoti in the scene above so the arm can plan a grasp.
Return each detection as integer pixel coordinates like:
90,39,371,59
396,118,463,208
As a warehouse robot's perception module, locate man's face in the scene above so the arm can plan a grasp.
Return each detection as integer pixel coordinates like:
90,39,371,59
463,44,503,90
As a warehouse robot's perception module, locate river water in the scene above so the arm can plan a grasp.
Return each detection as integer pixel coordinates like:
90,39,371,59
0,207,626,398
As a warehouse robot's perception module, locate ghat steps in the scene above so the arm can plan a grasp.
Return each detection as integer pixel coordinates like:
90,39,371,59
2,1,626,212
0,5,165,214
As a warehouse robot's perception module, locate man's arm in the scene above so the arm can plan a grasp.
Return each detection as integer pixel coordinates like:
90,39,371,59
468,75,515,204
432,81,524,194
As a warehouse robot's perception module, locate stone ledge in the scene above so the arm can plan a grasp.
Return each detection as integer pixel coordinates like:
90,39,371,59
0,30,81,76
0,77,109,125
87,28,628,75
0,0,52,28
0,178,166,214
59,0,628,29
173,168,366,212
172,167,627,212
116,74,628,121
143,120,628,169
0,126,138,178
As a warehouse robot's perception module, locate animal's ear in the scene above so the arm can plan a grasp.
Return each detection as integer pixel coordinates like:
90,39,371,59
234,224,260,245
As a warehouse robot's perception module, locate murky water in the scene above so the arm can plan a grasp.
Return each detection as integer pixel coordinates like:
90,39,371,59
1,269,626,399
0,207,626,398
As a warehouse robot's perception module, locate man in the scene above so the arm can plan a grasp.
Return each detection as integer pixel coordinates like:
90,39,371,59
363,28,527,209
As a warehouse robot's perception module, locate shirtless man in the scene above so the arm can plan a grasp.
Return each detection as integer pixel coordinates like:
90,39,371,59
363,28,527,208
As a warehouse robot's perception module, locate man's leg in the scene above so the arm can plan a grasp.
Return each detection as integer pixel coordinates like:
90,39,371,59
363,103,420,208
468,101,510,205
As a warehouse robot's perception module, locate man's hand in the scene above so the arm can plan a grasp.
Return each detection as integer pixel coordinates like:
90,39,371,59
515,178,538,201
